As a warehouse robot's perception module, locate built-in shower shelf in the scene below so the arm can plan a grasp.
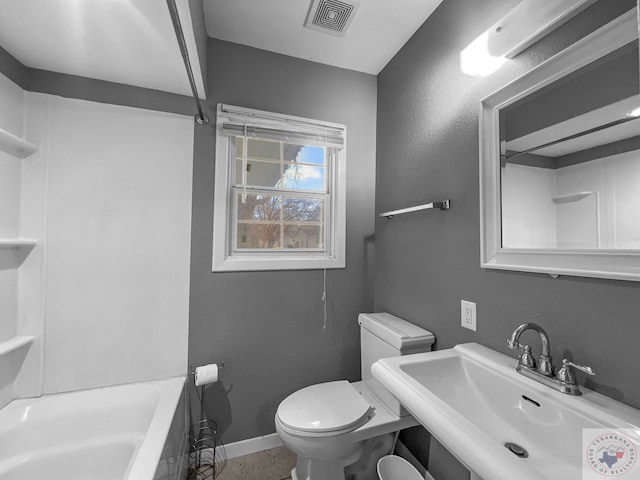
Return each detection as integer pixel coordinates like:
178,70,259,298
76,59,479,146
0,336,34,358
0,238,37,249
0,128,38,159
0,239,37,269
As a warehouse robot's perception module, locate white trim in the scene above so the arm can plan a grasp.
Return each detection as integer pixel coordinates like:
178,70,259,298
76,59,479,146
479,9,640,282
214,432,284,460
493,0,598,59
212,104,346,272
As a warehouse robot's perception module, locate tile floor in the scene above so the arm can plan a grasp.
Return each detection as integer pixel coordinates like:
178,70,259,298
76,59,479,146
189,446,296,480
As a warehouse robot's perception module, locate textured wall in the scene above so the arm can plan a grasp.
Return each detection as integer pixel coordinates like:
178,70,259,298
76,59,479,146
189,39,377,443
376,0,639,476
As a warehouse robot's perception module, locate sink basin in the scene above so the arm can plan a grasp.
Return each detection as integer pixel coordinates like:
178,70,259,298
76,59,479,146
371,343,640,480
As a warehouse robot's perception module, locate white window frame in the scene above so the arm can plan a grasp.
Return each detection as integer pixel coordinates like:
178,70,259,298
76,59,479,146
212,104,346,272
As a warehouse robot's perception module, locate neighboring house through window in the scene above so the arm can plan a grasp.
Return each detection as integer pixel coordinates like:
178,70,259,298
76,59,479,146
212,104,346,271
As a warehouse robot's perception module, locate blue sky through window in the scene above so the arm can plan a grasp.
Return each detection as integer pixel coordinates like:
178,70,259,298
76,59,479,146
282,146,326,191
298,145,325,165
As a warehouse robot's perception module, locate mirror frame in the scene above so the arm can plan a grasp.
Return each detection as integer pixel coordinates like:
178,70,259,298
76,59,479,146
480,9,640,282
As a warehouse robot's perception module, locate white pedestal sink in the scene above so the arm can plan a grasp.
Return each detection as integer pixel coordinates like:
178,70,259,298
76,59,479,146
371,343,640,480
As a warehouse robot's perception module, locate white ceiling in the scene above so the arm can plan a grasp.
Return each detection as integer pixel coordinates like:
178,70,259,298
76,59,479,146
203,0,444,75
0,0,204,97
0,0,443,97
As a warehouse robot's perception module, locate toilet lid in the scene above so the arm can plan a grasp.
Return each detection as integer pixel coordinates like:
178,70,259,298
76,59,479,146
277,381,373,435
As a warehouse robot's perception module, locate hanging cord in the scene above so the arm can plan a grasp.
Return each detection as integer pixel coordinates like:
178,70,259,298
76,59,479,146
321,125,329,334
242,120,248,204
166,0,208,125
322,267,327,332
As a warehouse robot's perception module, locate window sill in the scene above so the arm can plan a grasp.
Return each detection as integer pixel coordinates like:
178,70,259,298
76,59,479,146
212,255,345,272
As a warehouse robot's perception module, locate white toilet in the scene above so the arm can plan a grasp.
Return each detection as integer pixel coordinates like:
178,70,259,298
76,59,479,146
275,312,435,480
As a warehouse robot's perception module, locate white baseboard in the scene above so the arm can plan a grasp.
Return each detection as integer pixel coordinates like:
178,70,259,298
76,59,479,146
215,432,284,460
209,433,440,480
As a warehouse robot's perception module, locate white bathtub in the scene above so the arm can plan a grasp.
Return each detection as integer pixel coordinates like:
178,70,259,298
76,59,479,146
0,376,187,480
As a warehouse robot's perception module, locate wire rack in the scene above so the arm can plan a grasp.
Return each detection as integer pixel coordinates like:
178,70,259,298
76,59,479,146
186,380,226,479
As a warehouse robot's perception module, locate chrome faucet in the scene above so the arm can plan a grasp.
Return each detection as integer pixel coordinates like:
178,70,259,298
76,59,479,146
507,323,596,396
507,323,553,376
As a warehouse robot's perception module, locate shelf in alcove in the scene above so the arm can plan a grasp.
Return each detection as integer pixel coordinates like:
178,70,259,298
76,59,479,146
0,128,38,159
0,336,34,358
0,238,37,249
0,239,37,268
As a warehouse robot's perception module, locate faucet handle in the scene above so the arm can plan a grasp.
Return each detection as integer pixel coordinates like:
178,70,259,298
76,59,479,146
562,359,596,375
556,359,596,385
506,339,523,350
519,345,536,369
562,358,596,375
507,340,536,369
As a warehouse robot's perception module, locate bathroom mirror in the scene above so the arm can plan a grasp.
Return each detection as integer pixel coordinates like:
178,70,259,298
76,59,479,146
480,9,640,281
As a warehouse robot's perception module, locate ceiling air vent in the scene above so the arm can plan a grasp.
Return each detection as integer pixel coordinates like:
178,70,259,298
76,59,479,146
304,0,360,37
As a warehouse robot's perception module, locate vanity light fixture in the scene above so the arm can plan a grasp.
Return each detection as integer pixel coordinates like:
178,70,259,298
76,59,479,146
460,31,506,77
460,0,597,77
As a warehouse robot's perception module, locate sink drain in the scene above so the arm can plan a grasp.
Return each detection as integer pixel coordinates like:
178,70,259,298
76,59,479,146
505,442,529,458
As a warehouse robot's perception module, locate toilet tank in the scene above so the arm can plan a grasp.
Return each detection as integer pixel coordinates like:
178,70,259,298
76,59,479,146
359,312,435,417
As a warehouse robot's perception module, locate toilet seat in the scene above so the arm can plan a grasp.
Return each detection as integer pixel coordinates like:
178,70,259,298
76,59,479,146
276,381,374,437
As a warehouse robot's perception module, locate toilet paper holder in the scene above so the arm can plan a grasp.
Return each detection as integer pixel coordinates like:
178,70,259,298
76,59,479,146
191,362,225,385
190,362,225,376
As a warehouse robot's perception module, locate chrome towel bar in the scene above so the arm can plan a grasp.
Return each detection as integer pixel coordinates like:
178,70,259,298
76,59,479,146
379,199,450,219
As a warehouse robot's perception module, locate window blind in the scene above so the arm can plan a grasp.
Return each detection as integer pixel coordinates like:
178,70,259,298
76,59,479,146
219,104,345,149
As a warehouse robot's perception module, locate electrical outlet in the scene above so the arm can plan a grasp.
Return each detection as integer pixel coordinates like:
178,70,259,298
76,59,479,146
461,300,477,331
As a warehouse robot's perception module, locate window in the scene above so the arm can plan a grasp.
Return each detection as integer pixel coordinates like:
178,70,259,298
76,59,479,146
212,104,346,271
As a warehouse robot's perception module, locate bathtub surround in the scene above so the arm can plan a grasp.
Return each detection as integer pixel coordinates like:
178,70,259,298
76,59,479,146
39,95,193,393
0,36,195,478
375,0,639,476
188,38,377,444
0,64,194,401
0,73,45,407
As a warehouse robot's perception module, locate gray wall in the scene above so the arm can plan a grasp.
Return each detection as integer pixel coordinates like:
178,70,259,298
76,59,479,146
376,0,639,476
189,39,377,443
0,46,194,116
0,45,28,88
